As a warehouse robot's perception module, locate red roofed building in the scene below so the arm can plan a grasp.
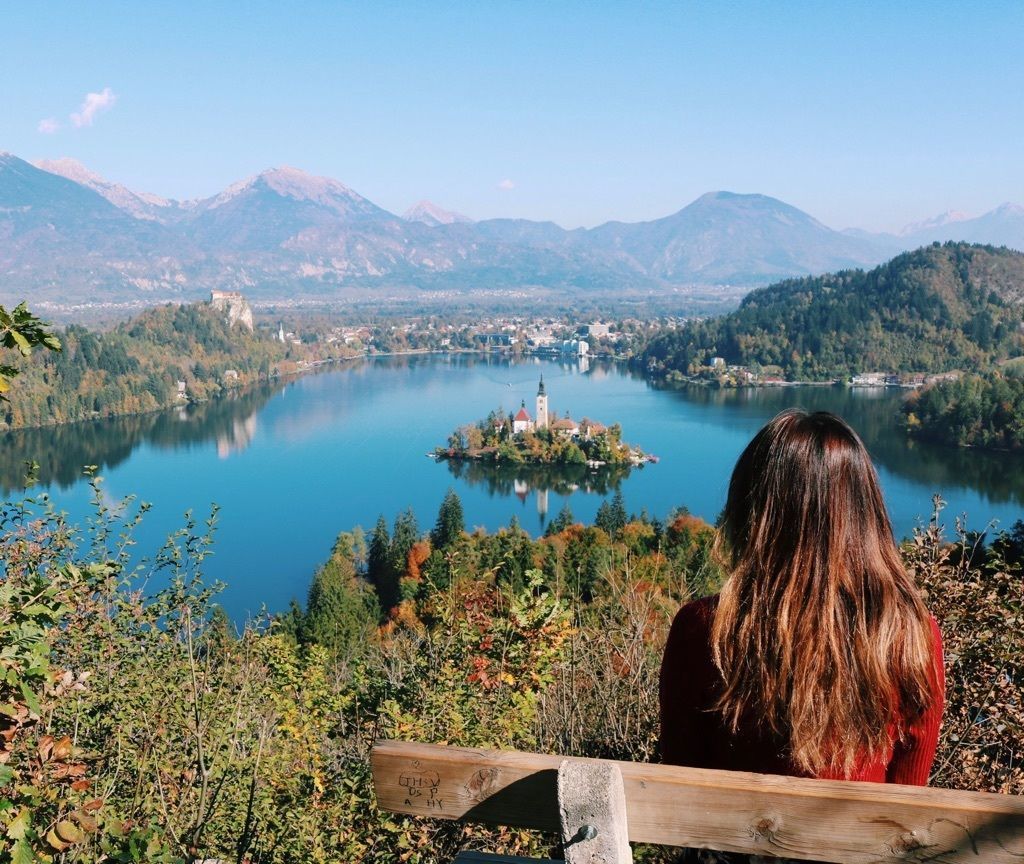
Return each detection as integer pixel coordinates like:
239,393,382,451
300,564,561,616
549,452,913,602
513,401,534,434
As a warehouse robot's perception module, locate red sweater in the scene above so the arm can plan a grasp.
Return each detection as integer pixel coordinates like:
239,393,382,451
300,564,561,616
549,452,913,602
659,595,945,784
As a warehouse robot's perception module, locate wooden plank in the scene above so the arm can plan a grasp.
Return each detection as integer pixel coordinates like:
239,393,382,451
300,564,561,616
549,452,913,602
453,853,559,863
371,740,1024,864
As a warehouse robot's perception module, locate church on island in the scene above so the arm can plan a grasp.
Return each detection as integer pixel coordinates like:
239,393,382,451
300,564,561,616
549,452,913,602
512,376,549,433
432,373,653,467
511,375,608,440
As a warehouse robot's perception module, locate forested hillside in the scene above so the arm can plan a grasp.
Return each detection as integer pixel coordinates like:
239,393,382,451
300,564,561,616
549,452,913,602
642,243,1024,380
0,300,332,430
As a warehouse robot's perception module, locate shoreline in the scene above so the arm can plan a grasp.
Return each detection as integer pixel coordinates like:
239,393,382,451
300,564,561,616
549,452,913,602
0,346,609,434
648,374,922,391
0,352,369,434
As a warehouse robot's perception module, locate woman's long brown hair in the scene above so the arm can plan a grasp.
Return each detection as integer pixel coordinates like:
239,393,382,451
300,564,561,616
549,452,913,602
711,409,937,776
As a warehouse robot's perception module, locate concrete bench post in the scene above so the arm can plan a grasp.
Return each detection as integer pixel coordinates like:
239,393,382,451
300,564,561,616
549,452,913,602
558,759,632,864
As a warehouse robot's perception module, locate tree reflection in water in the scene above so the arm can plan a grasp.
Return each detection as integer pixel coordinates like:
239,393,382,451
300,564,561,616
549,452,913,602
444,457,633,529
0,382,281,495
654,382,1024,508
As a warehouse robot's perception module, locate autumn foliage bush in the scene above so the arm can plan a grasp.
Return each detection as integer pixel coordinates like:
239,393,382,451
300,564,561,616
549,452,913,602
903,499,1024,796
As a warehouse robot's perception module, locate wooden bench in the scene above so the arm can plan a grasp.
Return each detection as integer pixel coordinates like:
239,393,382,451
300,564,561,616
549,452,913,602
371,740,1024,863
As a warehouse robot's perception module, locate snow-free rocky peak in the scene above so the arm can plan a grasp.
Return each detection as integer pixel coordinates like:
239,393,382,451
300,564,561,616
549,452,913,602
209,167,352,207
35,157,172,219
201,166,393,221
403,199,473,226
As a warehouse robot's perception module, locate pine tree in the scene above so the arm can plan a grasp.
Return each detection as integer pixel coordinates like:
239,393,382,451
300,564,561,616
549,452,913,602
274,599,306,645
595,491,627,537
304,557,379,661
494,516,534,590
390,509,420,577
367,515,395,612
609,490,628,533
431,488,465,550
544,502,575,536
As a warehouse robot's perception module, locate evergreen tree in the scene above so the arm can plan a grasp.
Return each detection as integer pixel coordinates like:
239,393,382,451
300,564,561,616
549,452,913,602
486,515,534,590
545,502,575,536
609,490,628,534
303,556,379,661
274,599,306,645
431,488,465,550
390,508,420,579
561,525,613,601
367,515,395,612
595,491,627,537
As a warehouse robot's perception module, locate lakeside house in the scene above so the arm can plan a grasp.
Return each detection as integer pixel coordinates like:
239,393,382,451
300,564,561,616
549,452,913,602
852,372,897,386
550,416,580,437
578,322,610,338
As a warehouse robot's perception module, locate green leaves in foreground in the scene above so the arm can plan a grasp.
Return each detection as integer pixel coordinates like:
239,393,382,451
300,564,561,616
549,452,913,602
0,302,62,400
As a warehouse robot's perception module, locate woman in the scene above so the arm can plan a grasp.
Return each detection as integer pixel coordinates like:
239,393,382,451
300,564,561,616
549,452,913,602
660,409,944,795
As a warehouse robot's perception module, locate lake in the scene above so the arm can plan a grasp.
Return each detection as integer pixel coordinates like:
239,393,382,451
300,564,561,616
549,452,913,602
5,353,1024,622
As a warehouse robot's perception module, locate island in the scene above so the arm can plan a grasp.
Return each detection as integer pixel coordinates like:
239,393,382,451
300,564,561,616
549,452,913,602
433,375,655,467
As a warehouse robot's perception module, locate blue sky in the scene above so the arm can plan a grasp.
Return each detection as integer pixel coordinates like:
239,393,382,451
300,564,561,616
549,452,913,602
3,1,1022,231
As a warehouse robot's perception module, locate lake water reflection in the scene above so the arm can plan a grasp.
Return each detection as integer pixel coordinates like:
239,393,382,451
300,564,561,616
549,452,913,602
6,354,1024,621
443,457,632,525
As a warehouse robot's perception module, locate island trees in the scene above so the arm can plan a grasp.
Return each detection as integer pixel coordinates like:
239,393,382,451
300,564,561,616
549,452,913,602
437,409,644,467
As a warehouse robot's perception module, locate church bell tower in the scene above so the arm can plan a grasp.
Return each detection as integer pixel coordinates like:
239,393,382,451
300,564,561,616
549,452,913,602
535,375,549,430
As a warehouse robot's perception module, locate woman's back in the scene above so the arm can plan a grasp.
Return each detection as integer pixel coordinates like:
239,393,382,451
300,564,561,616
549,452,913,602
659,593,944,784
659,409,945,785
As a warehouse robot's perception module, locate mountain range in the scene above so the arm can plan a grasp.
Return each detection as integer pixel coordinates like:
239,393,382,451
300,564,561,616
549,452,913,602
1,151,1022,307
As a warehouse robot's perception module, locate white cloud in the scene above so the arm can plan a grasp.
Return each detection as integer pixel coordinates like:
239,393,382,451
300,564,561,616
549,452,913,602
497,178,515,190
70,87,117,128
37,118,60,134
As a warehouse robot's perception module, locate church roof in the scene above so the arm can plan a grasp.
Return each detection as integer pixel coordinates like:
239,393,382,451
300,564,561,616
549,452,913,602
514,406,532,422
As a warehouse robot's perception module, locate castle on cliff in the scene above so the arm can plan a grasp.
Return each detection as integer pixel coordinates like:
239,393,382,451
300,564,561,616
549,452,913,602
210,290,254,332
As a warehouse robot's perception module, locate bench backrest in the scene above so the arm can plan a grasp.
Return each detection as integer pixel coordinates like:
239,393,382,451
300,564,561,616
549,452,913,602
371,740,1024,863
